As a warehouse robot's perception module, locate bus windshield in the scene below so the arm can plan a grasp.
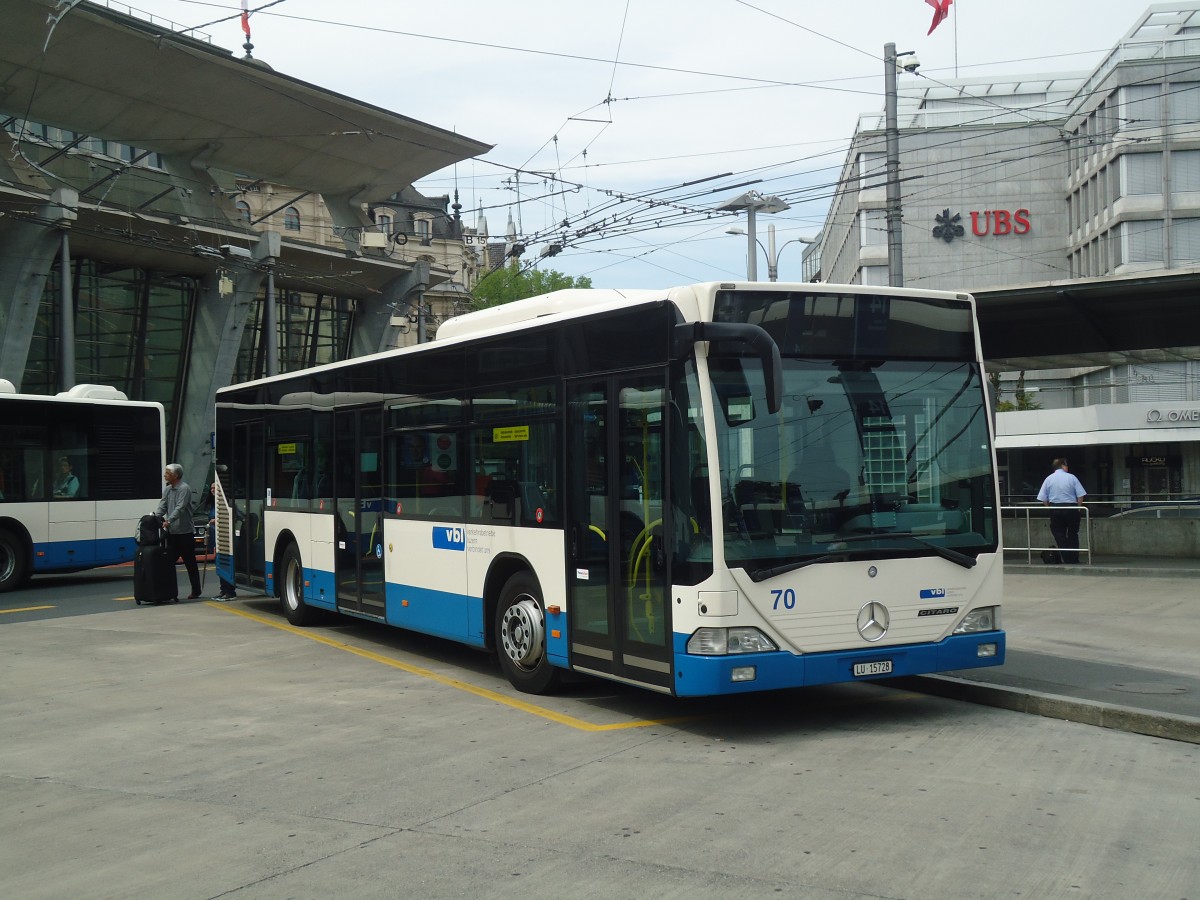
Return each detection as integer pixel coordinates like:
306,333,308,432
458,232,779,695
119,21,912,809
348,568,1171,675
712,356,997,571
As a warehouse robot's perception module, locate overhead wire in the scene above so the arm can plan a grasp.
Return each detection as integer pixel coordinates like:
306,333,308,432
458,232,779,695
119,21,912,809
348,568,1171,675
13,0,1176,286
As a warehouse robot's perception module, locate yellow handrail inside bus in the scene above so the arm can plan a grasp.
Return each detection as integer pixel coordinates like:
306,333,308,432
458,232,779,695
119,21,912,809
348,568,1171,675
627,517,663,639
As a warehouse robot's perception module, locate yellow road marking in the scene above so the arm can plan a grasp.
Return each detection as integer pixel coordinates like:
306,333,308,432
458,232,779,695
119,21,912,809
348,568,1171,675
208,602,698,732
1,605,55,614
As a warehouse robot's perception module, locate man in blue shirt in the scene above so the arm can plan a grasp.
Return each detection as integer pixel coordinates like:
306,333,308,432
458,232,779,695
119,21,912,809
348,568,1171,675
1037,458,1087,563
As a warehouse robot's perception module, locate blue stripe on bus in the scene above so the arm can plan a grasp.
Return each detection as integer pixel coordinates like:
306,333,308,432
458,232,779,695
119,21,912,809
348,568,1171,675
669,631,1006,697
264,560,339,611
32,537,137,572
277,566,570,663
545,607,569,668
270,565,491,650
384,581,488,648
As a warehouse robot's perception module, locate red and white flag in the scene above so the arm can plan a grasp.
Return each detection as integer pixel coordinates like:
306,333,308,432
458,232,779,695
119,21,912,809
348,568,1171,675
925,0,952,35
240,0,252,37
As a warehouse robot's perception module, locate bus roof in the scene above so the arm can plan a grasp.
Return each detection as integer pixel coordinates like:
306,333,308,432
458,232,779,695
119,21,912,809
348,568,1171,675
0,382,163,409
215,281,977,396
436,282,974,342
435,288,668,341
216,287,677,396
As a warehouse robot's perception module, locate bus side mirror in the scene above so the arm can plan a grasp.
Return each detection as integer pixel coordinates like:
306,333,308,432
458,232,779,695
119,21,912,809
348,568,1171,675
673,321,782,415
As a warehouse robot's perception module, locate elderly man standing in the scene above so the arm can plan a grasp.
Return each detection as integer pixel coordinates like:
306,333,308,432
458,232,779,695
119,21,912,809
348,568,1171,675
1037,457,1088,564
155,463,202,599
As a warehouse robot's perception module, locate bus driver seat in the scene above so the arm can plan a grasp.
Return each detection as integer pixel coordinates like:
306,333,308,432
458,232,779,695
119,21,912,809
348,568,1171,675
787,445,853,535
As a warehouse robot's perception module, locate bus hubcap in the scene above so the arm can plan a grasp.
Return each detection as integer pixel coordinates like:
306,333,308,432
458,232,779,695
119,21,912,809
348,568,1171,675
285,560,301,610
501,596,544,670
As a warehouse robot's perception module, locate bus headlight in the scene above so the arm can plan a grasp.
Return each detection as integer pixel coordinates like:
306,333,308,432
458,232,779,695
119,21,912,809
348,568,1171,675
953,606,1000,634
687,627,778,655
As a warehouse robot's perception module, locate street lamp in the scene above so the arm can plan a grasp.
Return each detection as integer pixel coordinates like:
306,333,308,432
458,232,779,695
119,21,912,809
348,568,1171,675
727,224,816,282
717,190,790,280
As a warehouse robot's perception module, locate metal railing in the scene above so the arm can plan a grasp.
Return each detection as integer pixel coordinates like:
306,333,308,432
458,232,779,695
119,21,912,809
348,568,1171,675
1001,505,1092,565
1002,495,1200,517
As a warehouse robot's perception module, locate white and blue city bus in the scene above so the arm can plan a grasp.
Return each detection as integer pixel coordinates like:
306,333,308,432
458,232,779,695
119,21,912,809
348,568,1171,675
0,381,166,591
212,282,1004,696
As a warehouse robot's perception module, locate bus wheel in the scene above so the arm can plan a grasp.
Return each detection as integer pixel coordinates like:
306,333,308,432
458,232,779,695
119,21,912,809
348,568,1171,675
0,529,29,593
495,572,561,694
279,543,317,626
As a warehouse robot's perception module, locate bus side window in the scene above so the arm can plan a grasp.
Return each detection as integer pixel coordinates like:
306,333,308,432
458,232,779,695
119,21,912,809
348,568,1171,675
24,446,47,500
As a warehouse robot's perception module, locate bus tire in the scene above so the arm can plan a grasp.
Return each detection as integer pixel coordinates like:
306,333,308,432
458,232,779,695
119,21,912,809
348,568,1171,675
0,528,29,593
279,543,317,626
495,571,561,694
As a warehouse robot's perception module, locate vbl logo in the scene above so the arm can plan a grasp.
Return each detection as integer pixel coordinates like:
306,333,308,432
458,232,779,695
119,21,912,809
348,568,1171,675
919,587,947,599
433,526,466,551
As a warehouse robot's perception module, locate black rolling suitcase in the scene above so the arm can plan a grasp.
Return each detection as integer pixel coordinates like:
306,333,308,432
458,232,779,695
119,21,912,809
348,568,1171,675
134,514,178,605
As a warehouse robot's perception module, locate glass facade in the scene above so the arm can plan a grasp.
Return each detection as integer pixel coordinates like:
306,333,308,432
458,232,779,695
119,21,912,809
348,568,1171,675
28,260,355,458
233,290,355,382
28,260,196,441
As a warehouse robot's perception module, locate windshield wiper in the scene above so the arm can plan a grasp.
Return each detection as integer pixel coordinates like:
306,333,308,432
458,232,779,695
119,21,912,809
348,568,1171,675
836,531,977,569
747,532,978,582
748,554,854,580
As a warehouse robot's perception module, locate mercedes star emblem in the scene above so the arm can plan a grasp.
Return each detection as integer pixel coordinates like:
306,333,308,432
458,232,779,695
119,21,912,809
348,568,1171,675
857,601,890,642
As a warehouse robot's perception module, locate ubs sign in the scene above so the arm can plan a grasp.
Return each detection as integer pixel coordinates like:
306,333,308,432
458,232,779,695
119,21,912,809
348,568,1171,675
932,207,1032,242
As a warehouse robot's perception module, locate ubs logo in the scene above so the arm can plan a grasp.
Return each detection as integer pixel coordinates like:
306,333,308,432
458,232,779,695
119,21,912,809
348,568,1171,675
933,208,1032,242
933,208,964,243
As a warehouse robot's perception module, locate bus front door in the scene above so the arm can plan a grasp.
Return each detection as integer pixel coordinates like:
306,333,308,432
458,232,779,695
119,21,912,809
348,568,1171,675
231,422,266,592
566,372,672,692
334,409,385,618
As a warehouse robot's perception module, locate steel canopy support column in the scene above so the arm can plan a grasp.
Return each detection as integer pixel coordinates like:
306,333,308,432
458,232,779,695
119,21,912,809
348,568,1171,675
254,232,281,378
0,216,59,389
50,188,80,391
264,268,278,377
175,266,264,494
351,262,430,357
58,231,75,391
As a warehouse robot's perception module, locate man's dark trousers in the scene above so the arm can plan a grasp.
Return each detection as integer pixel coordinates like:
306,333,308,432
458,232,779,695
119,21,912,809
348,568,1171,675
1048,506,1083,563
165,532,202,595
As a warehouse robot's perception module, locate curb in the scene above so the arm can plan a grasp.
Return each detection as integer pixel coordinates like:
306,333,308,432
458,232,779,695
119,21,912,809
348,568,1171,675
1003,564,1200,579
888,674,1200,745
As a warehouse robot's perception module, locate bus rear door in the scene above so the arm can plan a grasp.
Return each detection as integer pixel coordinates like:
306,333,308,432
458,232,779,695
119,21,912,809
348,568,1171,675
333,408,385,618
231,421,267,591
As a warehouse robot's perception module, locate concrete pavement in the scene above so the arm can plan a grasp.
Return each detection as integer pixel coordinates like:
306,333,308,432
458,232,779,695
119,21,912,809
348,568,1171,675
893,554,1200,744
128,551,1200,743
187,551,1200,743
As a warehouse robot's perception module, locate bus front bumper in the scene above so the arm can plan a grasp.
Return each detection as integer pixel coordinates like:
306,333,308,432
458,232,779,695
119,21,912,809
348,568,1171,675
670,631,1005,697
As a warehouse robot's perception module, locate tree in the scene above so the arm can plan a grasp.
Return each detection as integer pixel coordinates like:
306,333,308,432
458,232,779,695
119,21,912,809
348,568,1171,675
471,263,592,309
992,370,1042,412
